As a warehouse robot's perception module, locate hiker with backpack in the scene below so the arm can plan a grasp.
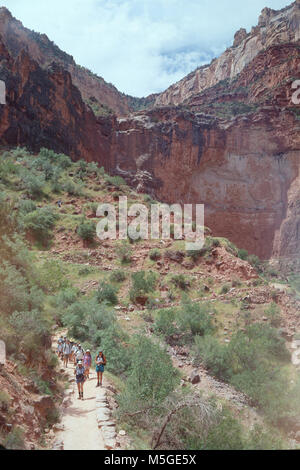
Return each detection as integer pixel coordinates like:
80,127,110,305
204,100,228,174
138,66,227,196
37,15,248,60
75,345,84,364
75,360,86,400
57,336,64,358
63,339,72,368
95,350,106,387
83,350,92,380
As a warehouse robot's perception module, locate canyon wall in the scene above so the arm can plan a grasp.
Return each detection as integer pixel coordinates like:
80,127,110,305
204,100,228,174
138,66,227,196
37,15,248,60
0,3,300,263
154,0,300,107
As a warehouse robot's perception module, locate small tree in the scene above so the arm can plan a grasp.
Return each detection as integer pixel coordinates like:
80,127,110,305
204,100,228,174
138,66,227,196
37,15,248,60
77,221,96,242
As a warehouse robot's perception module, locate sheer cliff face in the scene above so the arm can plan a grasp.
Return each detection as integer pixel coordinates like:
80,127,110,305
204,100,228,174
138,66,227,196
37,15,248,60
112,106,299,260
154,1,300,107
0,39,113,165
111,38,300,260
0,7,130,115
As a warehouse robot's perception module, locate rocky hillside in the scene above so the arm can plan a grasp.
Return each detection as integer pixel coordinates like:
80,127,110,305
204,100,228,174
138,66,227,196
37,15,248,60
0,147,299,449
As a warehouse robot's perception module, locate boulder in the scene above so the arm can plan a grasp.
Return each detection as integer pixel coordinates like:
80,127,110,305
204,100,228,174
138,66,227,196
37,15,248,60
189,371,201,385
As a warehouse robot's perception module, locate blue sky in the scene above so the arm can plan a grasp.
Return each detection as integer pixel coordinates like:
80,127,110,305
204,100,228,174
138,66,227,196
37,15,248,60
2,0,291,97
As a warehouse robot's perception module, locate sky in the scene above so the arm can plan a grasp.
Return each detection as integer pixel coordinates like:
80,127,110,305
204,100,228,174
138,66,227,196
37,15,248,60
2,0,291,97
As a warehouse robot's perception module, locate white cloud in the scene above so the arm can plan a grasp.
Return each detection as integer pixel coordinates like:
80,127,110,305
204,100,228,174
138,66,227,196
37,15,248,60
2,0,291,96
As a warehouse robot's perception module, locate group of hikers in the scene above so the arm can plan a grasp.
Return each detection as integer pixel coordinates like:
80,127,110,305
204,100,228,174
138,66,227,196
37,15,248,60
57,336,106,400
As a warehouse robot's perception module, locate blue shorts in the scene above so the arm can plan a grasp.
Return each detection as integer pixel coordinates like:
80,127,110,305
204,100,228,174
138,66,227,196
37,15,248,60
96,364,104,373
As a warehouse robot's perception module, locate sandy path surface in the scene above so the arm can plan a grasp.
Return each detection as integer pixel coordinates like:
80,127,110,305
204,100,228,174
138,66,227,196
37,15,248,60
52,332,107,451
56,361,106,450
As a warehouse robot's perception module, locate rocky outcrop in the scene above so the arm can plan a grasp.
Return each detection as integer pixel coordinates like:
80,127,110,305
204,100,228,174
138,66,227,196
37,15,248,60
154,1,300,107
0,7,130,115
0,38,114,165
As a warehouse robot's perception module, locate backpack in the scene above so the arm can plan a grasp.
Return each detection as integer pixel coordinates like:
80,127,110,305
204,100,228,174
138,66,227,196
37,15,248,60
76,366,85,380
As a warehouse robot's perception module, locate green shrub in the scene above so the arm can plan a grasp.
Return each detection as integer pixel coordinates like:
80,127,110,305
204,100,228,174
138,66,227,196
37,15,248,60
0,391,10,410
194,335,231,380
64,180,82,196
154,308,177,338
248,254,262,271
220,284,230,295
110,270,126,283
39,260,69,294
172,274,190,291
18,199,37,215
116,241,132,264
106,175,126,188
149,249,161,261
22,173,45,198
238,249,248,261
24,206,58,245
177,301,215,338
264,302,281,327
129,271,157,303
3,427,26,450
96,282,118,305
63,298,116,342
77,221,96,242
118,335,180,413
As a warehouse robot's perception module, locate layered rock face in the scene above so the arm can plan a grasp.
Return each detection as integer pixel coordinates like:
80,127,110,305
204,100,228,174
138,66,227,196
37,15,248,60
112,105,299,260
0,7,130,115
154,1,300,107
0,38,113,165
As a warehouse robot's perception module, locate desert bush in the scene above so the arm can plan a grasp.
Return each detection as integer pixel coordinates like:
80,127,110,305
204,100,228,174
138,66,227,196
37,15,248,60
3,427,26,450
63,298,116,343
39,260,69,293
264,302,281,327
149,248,161,261
172,274,190,291
116,241,132,264
96,282,118,305
129,271,157,303
220,284,230,294
154,308,177,338
118,335,180,413
110,270,126,283
0,391,10,411
194,335,230,380
177,301,215,339
64,179,82,196
22,173,45,198
77,221,96,242
23,206,58,245
18,199,37,215
238,249,248,260
106,175,126,188
248,254,262,271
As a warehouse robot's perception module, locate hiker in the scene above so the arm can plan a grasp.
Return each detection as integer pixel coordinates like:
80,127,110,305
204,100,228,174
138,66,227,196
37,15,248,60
75,345,84,364
75,360,86,400
63,339,72,368
57,336,64,358
71,342,78,363
95,350,106,387
83,350,92,379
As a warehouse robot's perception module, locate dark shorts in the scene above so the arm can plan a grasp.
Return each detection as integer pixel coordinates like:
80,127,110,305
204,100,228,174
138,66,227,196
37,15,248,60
96,365,104,373
76,375,85,384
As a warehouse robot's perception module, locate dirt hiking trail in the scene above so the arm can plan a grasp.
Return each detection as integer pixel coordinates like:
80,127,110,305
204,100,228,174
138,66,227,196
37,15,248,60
52,334,118,451
56,365,106,450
